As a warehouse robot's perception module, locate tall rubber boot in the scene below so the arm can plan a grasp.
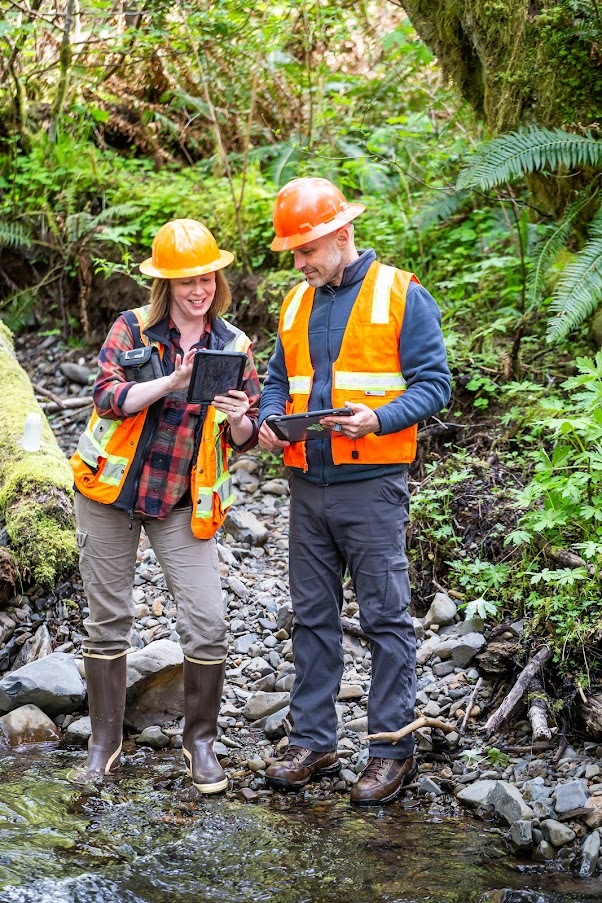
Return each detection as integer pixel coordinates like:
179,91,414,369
182,657,228,794
67,650,127,784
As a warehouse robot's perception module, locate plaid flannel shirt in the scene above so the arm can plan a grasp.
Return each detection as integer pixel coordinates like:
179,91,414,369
92,313,260,519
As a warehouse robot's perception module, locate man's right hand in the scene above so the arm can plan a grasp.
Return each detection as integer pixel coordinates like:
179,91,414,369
259,420,290,453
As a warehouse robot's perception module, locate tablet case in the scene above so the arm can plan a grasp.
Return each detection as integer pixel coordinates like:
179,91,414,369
267,408,353,442
186,350,247,404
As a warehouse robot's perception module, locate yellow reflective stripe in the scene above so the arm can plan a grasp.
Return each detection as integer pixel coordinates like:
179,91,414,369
282,282,309,332
195,489,213,516
98,455,128,486
372,264,396,324
91,418,120,446
76,430,103,468
216,473,234,507
194,475,234,520
334,371,406,391
289,376,311,394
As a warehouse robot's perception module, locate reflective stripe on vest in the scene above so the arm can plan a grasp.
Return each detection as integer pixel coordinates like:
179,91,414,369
279,261,419,470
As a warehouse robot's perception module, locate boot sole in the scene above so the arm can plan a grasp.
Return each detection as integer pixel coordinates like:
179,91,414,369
265,761,341,792
350,762,418,807
183,746,228,794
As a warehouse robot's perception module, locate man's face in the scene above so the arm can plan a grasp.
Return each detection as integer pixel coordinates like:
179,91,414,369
292,231,346,288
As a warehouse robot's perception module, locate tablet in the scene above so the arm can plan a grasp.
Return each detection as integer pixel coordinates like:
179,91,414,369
186,350,247,404
266,408,353,442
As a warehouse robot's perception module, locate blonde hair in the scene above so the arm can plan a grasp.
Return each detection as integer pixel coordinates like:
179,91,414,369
147,271,232,328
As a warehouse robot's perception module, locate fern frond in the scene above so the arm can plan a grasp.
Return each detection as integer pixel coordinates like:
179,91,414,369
457,127,602,191
0,223,32,250
546,206,602,343
526,199,587,306
413,189,472,233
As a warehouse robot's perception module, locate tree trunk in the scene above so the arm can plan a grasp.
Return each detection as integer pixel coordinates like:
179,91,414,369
398,1,602,135
0,322,77,591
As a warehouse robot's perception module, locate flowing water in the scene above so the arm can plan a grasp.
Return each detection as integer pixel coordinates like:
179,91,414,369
0,745,600,903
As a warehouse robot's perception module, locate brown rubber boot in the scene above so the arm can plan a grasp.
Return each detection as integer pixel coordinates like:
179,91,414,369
181,657,228,794
67,651,127,784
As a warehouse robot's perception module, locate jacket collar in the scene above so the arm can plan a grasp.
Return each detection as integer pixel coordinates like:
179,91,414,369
143,314,235,350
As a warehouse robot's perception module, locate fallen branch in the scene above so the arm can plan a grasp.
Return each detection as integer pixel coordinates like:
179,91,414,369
527,675,552,741
458,677,482,738
484,644,552,739
365,714,456,745
533,536,594,577
40,397,93,413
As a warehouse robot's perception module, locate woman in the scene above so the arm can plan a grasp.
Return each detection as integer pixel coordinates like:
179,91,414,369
69,219,260,793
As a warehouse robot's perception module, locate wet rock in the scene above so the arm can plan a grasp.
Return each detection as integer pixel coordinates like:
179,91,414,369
490,782,533,826
124,639,184,731
136,725,170,749
579,830,600,878
509,819,533,853
456,779,499,808
0,703,60,746
64,715,91,745
532,840,556,861
0,652,85,716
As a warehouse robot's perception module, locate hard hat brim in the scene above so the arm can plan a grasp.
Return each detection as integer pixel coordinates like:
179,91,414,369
270,203,366,252
138,249,234,279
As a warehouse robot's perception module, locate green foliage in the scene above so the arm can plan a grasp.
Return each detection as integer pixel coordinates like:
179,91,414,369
456,125,602,344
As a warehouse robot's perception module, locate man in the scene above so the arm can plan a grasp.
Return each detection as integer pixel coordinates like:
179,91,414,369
258,177,451,806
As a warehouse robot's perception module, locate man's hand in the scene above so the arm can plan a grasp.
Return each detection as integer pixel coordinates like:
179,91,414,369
259,419,290,453
321,402,380,439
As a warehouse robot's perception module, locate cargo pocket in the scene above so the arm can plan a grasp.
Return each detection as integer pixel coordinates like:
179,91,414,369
381,552,410,619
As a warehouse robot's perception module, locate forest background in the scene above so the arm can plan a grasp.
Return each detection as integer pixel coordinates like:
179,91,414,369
1,0,602,723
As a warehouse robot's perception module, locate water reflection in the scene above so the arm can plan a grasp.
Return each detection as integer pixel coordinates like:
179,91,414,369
0,746,599,903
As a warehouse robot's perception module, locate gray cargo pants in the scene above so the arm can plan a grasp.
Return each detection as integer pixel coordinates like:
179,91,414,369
287,470,416,759
75,493,227,663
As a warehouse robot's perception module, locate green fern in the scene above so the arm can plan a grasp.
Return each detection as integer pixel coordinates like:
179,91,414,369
546,207,602,343
413,189,472,233
457,126,602,191
526,199,588,307
0,223,32,250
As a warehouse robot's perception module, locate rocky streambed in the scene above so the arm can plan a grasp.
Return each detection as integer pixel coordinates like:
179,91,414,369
1,331,602,901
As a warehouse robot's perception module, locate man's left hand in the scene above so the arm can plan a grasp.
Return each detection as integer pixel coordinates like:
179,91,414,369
320,402,381,439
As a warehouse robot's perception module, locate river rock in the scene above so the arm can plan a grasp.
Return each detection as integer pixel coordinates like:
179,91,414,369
580,831,600,878
60,362,93,385
424,593,457,627
124,639,184,731
242,691,289,721
0,703,60,746
490,781,533,825
456,779,499,808
64,715,92,745
553,779,589,815
0,652,85,716
224,510,268,546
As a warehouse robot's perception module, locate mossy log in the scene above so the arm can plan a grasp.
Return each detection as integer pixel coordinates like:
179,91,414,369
0,321,77,592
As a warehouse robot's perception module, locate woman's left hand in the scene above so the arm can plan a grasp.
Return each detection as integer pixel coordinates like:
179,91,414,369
213,390,250,427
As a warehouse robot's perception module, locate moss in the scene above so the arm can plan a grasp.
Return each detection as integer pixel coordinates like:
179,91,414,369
403,0,602,134
0,324,77,587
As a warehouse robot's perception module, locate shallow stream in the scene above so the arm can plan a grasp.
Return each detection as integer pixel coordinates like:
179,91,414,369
1,746,601,903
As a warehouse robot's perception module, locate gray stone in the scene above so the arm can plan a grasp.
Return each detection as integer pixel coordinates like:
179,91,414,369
64,715,91,745
532,840,556,861
450,632,487,668
60,362,92,385
274,672,295,692
0,652,85,716
224,510,268,546
490,781,533,826
509,819,533,853
424,593,457,628
241,692,289,721
0,612,16,645
243,657,274,677
580,831,601,878
416,635,441,665
228,577,249,600
345,716,368,733
456,780,498,808
262,479,289,496
124,639,184,731
136,725,170,749
418,777,443,796
540,819,576,847
553,780,589,815
234,634,259,655
0,703,60,746
263,705,290,740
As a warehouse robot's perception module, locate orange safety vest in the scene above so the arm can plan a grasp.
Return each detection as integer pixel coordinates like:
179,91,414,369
279,260,419,472
70,306,251,539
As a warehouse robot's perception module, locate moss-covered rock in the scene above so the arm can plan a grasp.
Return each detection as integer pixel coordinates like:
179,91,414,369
0,325,76,588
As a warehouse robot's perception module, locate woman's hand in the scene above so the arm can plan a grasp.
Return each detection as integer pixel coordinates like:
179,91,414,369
122,348,197,414
213,389,250,427
167,348,196,392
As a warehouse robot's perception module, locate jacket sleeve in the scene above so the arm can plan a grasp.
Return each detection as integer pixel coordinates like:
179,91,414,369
375,283,452,435
92,315,138,419
258,334,291,425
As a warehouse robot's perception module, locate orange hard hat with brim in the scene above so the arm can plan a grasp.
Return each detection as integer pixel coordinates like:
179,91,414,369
271,177,365,251
139,219,234,279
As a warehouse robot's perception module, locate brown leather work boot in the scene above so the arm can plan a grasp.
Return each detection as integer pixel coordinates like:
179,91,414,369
265,745,340,791
350,755,417,806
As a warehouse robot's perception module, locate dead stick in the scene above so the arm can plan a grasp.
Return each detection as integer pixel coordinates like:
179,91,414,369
484,644,552,738
458,677,482,738
41,397,93,413
527,675,552,741
365,715,456,745
34,382,66,408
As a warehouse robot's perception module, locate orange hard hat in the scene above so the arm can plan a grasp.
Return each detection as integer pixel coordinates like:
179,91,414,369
139,219,234,278
270,178,365,251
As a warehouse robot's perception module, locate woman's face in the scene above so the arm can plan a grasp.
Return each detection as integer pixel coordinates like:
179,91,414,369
169,273,216,326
